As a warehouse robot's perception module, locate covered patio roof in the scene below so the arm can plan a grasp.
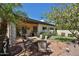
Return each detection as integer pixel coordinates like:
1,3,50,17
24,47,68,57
23,17,55,26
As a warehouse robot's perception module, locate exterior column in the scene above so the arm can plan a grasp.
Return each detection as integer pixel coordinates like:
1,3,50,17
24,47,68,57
47,25,49,32
37,24,42,35
7,22,16,47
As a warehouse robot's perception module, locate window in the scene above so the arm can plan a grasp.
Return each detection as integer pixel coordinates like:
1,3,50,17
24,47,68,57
22,27,27,34
61,32,65,36
43,27,47,30
50,28,54,30
33,26,37,33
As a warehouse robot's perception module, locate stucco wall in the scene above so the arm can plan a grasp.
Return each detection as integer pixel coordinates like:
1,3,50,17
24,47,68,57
37,24,43,35
37,24,54,35
17,21,38,35
57,30,72,36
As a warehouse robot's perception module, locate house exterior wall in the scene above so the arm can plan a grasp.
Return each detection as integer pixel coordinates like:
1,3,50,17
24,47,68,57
5,19,54,46
57,30,72,37
48,26,54,33
37,24,43,34
17,21,38,36
37,24,54,35
57,30,79,37
24,23,38,35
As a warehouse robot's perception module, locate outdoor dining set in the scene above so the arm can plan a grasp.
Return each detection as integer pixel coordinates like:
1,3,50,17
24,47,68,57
19,35,52,56
0,34,52,56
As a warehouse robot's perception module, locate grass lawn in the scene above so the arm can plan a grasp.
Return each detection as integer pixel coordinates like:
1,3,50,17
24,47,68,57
50,36,76,42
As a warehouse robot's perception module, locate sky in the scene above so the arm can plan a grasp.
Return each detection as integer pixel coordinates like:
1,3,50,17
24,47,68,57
17,3,62,20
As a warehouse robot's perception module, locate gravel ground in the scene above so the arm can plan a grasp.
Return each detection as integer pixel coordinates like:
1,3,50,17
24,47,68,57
61,43,79,56
48,40,79,56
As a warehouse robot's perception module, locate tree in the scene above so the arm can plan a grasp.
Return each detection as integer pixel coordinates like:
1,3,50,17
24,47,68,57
45,3,79,39
0,3,27,54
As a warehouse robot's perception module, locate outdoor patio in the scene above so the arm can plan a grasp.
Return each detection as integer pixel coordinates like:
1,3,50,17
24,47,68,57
7,36,79,56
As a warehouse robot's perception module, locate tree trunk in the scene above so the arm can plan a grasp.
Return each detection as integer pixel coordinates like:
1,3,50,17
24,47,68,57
7,22,16,47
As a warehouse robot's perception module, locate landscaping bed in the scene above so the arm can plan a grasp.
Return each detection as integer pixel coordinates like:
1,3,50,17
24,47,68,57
50,36,76,42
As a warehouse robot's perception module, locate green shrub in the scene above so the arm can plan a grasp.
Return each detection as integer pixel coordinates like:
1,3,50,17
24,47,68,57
52,30,57,36
40,32,53,39
56,37,73,42
68,34,73,37
51,36,76,42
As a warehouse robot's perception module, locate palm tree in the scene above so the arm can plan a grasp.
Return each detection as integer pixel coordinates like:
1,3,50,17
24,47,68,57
0,3,25,54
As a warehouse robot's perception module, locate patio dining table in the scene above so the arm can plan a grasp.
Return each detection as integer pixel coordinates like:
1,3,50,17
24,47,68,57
27,37,48,52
